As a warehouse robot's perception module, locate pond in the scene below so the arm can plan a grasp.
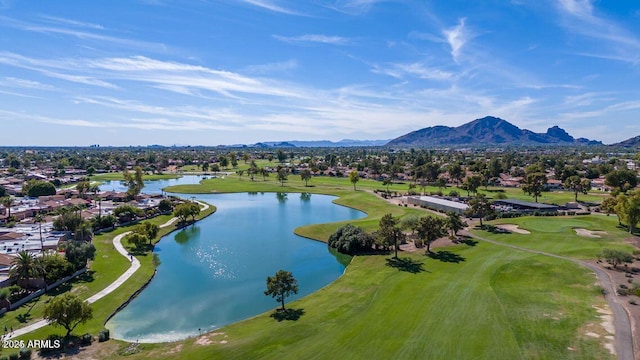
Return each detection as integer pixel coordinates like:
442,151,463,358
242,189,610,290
97,175,209,194
106,192,364,343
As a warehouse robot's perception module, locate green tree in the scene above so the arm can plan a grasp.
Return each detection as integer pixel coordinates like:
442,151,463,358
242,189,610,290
599,248,634,268
123,166,144,197
277,168,288,187
134,222,160,245
465,194,493,227
0,185,6,197
448,163,463,187
276,149,287,163
75,181,91,199
377,213,405,259
264,270,299,311
248,161,259,181
414,216,447,253
382,177,393,193
43,293,93,337
41,254,74,284
64,241,96,269
600,196,618,221
605,169,638,193
174,202,200,223
1,196,13,219
614,192,640,233
23,179,56,197
113,204,143,223
349,170,359,191
447,212,467,238
522,172,547,203
563,175,592,202
158,199,174,212
219,156,229,169
300,169,312,187
462,175,482,196
126,232,149,248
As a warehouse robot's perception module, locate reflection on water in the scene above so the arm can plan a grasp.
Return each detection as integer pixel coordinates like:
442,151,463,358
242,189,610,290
107,192,364,343
174,226,200,244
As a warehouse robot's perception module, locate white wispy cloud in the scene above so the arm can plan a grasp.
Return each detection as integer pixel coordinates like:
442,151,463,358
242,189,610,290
555,0,640,64
327,0,386,15
0,77,55,90
372,62,453,81
244,60,298,74
272,34,351,45
0,16,167,53
443,18,470,63
237,0,303,15
0,52,118,88
38,15,104,30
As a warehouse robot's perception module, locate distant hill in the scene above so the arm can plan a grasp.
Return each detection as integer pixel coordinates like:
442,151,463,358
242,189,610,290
386,116,602,147
253,139,389,148
610,135,640,148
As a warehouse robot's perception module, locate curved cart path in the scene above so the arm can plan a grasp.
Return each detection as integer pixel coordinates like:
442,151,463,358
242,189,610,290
7,200,210,340
463,230,634,360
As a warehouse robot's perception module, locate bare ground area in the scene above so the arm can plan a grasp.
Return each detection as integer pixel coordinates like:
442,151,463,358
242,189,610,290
575,228,608,238
588,236,640,359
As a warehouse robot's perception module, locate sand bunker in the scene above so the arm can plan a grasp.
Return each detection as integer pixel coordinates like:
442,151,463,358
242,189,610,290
496,224,531,234
574,228,607,238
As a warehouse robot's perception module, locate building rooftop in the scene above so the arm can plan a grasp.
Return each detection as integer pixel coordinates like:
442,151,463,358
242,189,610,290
409,196,469,211
493,199,559,209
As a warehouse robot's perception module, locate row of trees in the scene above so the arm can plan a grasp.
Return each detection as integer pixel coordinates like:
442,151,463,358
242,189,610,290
329,212,468,256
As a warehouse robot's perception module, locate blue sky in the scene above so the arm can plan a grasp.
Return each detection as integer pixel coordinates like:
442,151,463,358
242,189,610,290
1,0,639,146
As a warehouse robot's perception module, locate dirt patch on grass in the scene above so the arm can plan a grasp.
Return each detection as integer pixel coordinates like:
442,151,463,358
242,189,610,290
574,228,607,238
496,224,531,234
399,236,453,252
588,257,640,359
195,332,228,346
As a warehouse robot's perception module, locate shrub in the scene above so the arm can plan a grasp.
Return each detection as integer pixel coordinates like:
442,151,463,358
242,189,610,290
328,224,374,255
495,192,508,199
414,238,424,248
38,335,64,356
18,348,31,359
448,190,459,197
98,328,110,342
9,353,18,360
81,333,93,346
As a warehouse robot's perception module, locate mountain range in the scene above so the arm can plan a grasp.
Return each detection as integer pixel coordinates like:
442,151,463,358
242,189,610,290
386,116,603,147
252,139,390,148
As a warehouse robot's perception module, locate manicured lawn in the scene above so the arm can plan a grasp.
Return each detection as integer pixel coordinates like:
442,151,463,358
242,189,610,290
112,243,613,360
474,215,635,259
166,174,606,205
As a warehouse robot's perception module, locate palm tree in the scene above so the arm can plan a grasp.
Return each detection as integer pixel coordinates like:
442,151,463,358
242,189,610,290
1,196,12,219
9,251,44,289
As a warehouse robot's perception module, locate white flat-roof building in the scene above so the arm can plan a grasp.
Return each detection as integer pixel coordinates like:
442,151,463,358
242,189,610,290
407,196,469,215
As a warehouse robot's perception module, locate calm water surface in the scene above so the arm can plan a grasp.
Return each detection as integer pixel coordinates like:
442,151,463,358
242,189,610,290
107,192,364,342
98,175,208,194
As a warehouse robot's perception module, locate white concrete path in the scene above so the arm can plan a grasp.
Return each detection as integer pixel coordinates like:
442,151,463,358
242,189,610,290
5,200,211,340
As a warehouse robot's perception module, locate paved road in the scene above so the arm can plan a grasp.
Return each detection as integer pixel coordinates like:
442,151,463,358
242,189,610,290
463,230,635,360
